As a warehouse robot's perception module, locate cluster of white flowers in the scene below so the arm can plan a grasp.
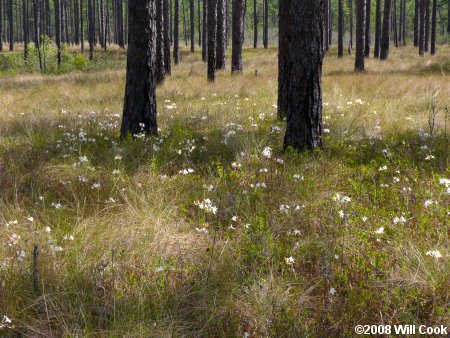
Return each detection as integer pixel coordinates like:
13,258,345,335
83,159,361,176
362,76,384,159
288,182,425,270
439,178,450,194
333,193,351,204
426,250,442,259
195,199,218,214
179,168,195,175
262,146,272,159
393,216,407,224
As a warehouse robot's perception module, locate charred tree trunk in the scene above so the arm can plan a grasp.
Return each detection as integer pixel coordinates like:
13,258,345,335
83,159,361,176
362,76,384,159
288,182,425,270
121,0,157,138
380,0,392,59
424,0,429,51
0,0,3,51
263,0,267,48
163,0,171,74
81,0,84,52
324,0,329,51
355,0,366,70
365,0,371,56
393,0,398,47
231,0,243,73
174,0,179,64
8,0,12,50
280,0,325,151
374,0,381,57
198,0,201,46
338,0,344,57
348,0,353,53
23,0,29,61
55,0,62,66
202,0,207,61
253,0,257,48
189,0,194,51
156,0,165,83
88,0,94,59
419,0,425,55
207,0,217,81
430,0,436,54
216,0,226,69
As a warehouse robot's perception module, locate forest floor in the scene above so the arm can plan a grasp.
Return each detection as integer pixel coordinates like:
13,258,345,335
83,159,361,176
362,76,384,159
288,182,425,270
1,45,449,337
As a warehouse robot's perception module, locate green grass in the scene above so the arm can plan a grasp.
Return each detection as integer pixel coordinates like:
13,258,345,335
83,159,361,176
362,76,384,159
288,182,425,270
0,44,449,337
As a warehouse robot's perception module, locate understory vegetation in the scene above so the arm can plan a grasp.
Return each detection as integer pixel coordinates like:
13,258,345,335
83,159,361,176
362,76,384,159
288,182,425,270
1,46,449,337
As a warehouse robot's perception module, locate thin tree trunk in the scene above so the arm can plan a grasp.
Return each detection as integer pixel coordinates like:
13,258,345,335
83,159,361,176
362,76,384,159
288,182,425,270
430,0,436,54
324,0,329,51
198,0,201,46
365,0,371,56
207,0,217,81
33,0,42,68
419,0,426,55
355,0,366,70
156,0,165,83
216,0,226,69
263,0,267,48
380,0,392,59
121,0,157,138
348,0,353,53
163,0,171,74
231,0,243,73
81,0,84,52
8,0,12,50
338,0,344,57
189,0,194,51
253,0,257,48
424,0,429,51
88,0,94,59
393,0,398,47
374,0,381,57
23,0,29,61
0,0,3,51
281,0,325,151
174,0,179,63
182,0,187,46
55,0,61,65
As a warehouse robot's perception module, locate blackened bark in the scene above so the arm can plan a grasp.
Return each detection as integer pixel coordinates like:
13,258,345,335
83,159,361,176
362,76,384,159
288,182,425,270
253,0,257,48
174,0,179,64
324,0,329,51
100,0,105,48
365,0,371,56
281,0,325,151
121,0,157,138
430,0,436,54
117,0,124,47
55,0,62,66
216,0,226,69
198,0,201,46
355,0,366,70
374,0,381,57
156,0,165,83
393,0,398,47
202,0,207,61
189,0,194,51
231,0,243,73
88,0,94,59
414,0,418,46
338,0,344,57
278,0,290,118
207,0,217,81
74,0,80,44
380,0,391,60
81,0,84,52
8,0,12,50
348,0,353,53
23,0,29,61
424,0,429,51
163,0,171,74
328,0,332,44
263,0,267,48
33,0,43,68
448,0,450,33
0,1,3,51
419,0,425,55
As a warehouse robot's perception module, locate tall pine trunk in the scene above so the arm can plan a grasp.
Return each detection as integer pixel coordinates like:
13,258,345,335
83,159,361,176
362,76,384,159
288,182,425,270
414,0,418,46
424,0,429,51
355,0,366,70
430,0,436,54
121,0,157,137
207,0,217,81
338,0,344,57
156,0,165,83
189,0,194,51
174,0,179,64
281,0,325,151
380,0,392,59
348,0,353,53
253,0,257,48
231,0,243,73
163,0,171,74
0,0,3,51
374,0,381,58
8,0,12,50
365,0,371,56
419,0,426,55
263,0,267,48
23,0,29,61
216,0,226,69
202,0,207,61
55,0,62,66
